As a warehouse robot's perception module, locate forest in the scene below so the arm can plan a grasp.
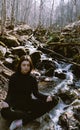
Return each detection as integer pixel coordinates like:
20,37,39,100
0,0,80,32
0,0,80,130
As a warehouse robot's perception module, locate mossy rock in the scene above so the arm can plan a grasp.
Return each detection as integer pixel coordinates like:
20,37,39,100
0,35,20,47
34,28,47,37
47,34,60,44
15,24,33,36
73,55,80,64
17,28,32,36
11,46,27,57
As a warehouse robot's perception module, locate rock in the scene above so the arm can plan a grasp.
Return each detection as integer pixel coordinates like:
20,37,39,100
71,99,80,107
18,35,31,46
61,20,80,44
33,28,47,43
59,105,80,130
11,46,27,57
0,88,7,103
3,55,20,70
37,59,56,71
0,62,13,76
73,107,80,122
73,54,80,64
0,46,6,60
14,24,33,36
72,65,80,77
0,35,20,47
59,113,69,130
0,41,6,47
54,69,66,79
47,34,60,44
3,57,14,69
30,51,41,68
45,68,54,77
45,20,80,59
1,69,13,79
58,89,78,104
5,49,12,58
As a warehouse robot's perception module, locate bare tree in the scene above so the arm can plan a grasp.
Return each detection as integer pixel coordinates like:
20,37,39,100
23,0,33,24
1,0,6,35
15,0,19,24
11,0,16,28
72,0,77,20
33,0,37,27
50,0,54,27
39,0,44,27
60,0,64,27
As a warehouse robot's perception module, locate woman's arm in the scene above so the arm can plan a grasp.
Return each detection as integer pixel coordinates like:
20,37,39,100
4,74,15,106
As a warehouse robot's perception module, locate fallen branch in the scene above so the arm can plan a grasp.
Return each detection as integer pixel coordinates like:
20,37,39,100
38,45,80,67
47,42,80,46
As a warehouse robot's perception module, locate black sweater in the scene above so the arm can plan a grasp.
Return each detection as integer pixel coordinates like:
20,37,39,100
5,72,47,109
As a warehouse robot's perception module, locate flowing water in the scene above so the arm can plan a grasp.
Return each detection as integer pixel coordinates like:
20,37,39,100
24,43,79,130
49,98,67,130
48,62,74,130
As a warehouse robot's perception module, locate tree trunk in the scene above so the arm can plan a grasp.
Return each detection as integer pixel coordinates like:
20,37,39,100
1,0,6,35
73,0,77,21
39,0,44,27
11,0,16,28
60,0,64,28
50,0,54,28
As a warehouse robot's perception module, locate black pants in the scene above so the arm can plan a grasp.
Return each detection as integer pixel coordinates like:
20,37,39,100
1,98,58,125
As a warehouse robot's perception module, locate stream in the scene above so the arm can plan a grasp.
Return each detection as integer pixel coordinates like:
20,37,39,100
22,37,80,130
25,41,80,130
48,62,73,130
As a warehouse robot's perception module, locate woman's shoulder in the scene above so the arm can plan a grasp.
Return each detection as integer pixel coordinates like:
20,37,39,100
9,72,18,80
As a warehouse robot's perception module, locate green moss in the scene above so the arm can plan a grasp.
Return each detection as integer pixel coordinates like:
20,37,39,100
73,55,80,64
47,34,60,44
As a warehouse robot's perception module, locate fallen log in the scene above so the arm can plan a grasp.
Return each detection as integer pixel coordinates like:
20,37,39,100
38,45,80,67
46,42,80,46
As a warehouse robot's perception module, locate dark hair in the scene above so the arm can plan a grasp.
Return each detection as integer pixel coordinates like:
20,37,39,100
16,55,34,74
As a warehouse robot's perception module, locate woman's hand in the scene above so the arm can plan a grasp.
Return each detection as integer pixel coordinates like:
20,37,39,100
1,101,9,108
46,95,53,102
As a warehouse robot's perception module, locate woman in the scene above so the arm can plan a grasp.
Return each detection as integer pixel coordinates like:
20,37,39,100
1,55,58,130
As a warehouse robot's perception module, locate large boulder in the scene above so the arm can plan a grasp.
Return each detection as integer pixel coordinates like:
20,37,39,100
3,57,14,69
14,24,33,36
46,20,80,58
11,46,27,57
3,55,20,70
61,20,80,44
54,69,66,79
0,35,20,47
30,51,41,68
0,46,6,60
58,100,80,130
58,89,79,104
0,62,13,90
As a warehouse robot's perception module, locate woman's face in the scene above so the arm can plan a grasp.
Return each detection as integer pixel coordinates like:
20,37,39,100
21,60,30,74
